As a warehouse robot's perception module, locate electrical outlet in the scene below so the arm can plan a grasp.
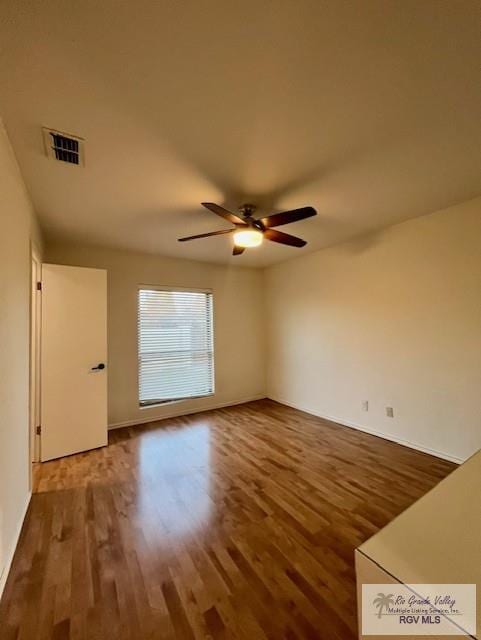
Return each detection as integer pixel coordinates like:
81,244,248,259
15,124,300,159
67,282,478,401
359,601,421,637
362,400,369,411
386,406,394,418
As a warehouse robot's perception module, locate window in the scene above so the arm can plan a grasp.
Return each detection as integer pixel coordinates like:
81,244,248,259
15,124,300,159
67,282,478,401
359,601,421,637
138,288,214,406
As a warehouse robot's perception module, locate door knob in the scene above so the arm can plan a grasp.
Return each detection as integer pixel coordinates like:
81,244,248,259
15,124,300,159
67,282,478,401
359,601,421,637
91,363,106,370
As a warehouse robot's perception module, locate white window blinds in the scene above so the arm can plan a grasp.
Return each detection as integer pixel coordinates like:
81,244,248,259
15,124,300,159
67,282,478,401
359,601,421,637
138,288,214,406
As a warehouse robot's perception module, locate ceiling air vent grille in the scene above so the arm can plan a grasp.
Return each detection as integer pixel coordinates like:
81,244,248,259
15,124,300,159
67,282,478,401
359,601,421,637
42,128,85,166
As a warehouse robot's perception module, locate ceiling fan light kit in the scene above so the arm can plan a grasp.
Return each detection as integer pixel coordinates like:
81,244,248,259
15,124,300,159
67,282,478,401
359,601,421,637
233,228,263,248
178,202,317,256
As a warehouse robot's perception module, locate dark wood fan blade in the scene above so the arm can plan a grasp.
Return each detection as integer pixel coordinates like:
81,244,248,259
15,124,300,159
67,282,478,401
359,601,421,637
263,228,307,247
178,229,234,242
202,202,247,226
260,206,316,228
233,245,245,255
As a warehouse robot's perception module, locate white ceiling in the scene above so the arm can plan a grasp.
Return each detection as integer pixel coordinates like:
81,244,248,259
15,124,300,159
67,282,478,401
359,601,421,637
1,0,480,267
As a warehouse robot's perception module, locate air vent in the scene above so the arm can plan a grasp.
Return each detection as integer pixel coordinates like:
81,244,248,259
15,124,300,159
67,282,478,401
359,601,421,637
42,128,84,166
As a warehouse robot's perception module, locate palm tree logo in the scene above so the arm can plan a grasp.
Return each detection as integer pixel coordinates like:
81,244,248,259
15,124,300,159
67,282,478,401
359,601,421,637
373,593,395,618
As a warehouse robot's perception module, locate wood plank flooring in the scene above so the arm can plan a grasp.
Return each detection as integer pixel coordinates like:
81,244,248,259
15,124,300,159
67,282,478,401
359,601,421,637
0,400,456,640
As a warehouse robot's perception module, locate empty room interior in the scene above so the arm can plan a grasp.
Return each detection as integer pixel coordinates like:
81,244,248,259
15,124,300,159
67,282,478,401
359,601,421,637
1,2,481,639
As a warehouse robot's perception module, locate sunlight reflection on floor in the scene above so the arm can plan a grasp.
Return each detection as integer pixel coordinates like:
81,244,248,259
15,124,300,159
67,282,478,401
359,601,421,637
138,422,213,540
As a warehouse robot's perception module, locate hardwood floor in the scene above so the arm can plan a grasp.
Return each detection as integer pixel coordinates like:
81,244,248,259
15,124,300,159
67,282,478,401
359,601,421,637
0,400,455,640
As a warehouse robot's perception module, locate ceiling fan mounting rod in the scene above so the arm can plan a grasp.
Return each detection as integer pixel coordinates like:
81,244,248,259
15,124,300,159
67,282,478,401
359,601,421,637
239,203,256,218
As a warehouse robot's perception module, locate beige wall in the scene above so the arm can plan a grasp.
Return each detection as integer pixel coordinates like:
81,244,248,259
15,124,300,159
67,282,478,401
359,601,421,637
265,197,481,463
0,120,42,592
45,243,266,427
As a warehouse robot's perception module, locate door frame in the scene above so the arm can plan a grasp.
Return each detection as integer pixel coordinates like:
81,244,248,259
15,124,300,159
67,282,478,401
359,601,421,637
29,247,42,473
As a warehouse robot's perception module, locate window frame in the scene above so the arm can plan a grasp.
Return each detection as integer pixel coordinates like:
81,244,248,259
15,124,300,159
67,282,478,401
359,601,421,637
137,284,215,408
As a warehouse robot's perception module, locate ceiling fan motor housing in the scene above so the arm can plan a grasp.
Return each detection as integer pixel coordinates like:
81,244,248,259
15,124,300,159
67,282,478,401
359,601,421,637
239,203,256,219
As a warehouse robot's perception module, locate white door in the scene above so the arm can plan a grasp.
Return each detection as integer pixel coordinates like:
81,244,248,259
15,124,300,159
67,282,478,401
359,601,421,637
41,264,108,461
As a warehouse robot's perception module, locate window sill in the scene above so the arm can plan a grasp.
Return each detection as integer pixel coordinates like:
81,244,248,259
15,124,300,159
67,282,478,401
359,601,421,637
139,393,215,410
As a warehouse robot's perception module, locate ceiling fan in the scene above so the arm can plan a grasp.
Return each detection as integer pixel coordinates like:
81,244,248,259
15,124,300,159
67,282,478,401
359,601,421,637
178,202,317,255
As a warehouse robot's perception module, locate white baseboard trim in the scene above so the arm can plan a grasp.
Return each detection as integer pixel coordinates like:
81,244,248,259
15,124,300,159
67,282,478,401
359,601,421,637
108,394,266,430
0,492,31,599
268,396,464,465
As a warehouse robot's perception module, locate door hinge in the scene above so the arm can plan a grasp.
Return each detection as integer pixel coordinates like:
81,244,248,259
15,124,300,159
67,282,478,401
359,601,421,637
36,281,42,291
36,425,42,435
